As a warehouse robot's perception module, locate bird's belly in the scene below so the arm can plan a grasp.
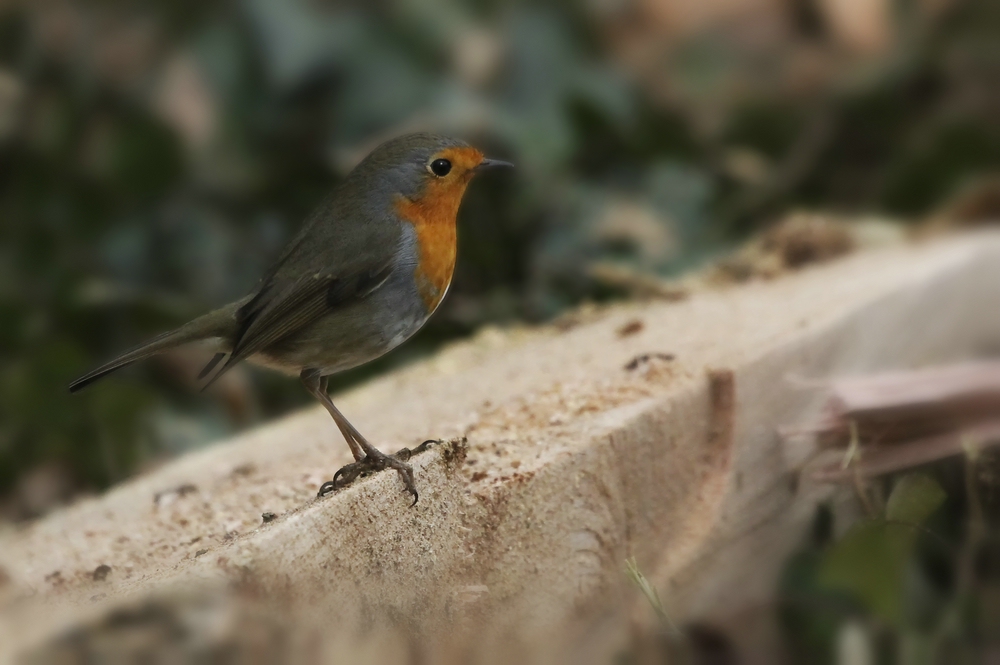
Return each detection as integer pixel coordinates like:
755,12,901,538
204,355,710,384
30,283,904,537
255,271,436,376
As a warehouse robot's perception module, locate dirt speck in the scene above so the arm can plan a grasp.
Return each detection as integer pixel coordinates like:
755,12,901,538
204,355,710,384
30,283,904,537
625,353,675,371
231,463,257,478
617,319,644,337
93,565,111,582
153,483,198,506
471,471,488,482
261,512,277,524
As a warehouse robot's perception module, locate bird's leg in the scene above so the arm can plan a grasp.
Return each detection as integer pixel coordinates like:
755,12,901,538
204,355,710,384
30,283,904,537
303,370,433,505
301,370,364,461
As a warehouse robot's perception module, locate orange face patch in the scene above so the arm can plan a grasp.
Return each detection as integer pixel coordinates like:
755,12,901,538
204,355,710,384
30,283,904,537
395,146,484,311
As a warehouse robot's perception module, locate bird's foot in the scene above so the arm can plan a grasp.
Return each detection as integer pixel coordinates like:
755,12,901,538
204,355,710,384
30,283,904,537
317,440,439,505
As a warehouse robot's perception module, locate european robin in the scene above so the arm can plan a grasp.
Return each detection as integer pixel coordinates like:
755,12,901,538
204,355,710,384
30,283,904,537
70,133,513,504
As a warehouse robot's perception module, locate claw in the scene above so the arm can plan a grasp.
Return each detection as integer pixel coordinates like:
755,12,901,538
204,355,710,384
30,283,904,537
317,461,363,498
414,439,438,455
392,439,437,463
332,463,357,488
316,448,421,506
333,466,347,485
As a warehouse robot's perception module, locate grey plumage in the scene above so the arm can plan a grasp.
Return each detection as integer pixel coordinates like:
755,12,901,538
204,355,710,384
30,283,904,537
70,133,463,392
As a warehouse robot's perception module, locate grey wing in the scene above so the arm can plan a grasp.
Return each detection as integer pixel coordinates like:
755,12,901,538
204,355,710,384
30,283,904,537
201,204,401,386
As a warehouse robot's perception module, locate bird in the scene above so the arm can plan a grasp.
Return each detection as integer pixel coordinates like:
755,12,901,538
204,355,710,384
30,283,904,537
69,133,513,504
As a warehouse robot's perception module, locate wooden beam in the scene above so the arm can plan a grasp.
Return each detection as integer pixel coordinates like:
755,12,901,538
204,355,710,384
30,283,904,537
3,232,1000,663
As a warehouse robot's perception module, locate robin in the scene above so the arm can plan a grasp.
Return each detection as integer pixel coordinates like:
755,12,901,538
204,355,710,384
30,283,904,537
70,133,513,504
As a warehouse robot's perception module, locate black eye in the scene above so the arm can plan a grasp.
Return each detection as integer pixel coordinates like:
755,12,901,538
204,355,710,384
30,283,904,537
430,158,452,177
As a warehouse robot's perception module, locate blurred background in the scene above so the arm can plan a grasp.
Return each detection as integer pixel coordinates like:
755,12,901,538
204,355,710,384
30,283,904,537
0,0,998,658
6,0,1000,517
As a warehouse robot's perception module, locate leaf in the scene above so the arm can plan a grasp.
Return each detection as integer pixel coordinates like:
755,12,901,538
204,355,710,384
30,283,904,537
886,473,946,525
819,520,912,624
818,474,947,625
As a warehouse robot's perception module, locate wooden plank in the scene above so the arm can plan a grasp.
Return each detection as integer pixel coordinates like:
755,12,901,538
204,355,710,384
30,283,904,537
2,232,1000,663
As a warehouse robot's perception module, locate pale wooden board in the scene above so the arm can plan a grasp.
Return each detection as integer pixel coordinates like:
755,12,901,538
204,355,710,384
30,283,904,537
2,232,999,663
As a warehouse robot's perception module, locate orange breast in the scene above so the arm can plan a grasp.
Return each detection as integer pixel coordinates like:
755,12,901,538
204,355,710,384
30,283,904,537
394,146,482,311
395,186,462,311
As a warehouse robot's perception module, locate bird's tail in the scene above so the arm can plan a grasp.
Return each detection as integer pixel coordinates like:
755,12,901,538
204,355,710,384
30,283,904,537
69,304,240,393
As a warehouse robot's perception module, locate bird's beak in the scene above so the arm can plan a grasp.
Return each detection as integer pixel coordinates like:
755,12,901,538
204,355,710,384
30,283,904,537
476,158,514,171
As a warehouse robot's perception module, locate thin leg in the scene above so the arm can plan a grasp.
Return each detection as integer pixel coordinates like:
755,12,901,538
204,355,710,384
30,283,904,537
319,375,366,462
301,370,363,461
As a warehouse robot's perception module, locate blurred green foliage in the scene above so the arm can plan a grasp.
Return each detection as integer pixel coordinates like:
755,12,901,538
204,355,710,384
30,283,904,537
779,458,1000,663
819,474,946,625
0,0,998,511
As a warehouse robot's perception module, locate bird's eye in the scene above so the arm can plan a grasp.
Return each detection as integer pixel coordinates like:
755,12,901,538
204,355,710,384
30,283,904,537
429,158,452,177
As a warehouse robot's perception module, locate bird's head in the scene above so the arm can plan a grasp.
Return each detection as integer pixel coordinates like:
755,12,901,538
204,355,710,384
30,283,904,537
346,133,512,213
